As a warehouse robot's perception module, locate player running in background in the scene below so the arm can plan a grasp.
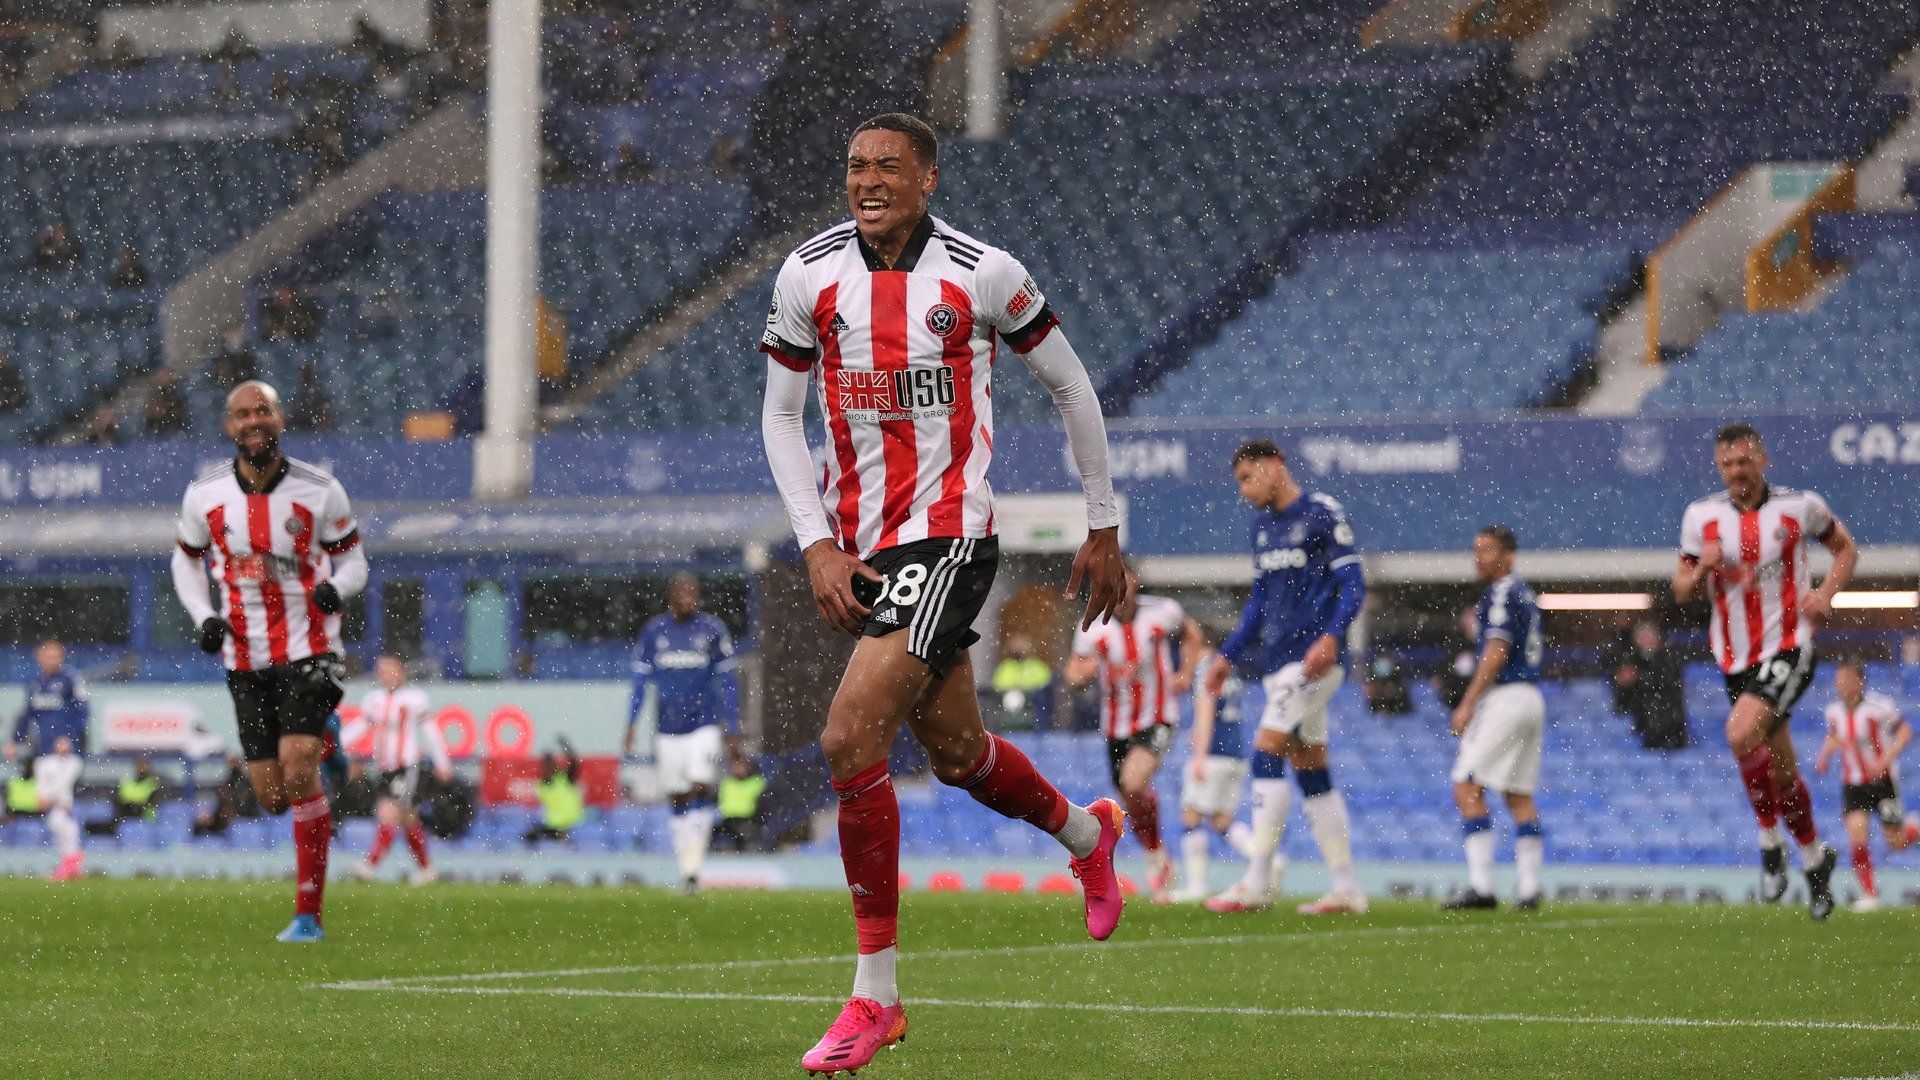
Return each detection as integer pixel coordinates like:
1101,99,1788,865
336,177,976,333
1443,527,1547,911
7,639,89,768
1065,566,1204,903
760,113,1129,1075
623,572,741,893
350,656,449,885
28,735,84,881
1175,643,1252,903
1205,440,1368,916
1814,659,1919,912
1674,422,1855,921
171,381,367,942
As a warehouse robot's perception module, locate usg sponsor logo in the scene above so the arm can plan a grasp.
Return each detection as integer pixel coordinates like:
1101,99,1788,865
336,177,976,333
1830,421,1920,465
1296,436,1461,476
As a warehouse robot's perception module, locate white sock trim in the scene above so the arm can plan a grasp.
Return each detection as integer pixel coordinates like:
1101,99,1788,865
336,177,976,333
852,946,899,1007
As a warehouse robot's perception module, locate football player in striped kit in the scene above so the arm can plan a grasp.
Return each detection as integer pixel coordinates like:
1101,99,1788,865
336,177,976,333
760,113,1129,1075
1814,659,1919,912
350,656,450,886
172,381,367,942
1675,423,1857,921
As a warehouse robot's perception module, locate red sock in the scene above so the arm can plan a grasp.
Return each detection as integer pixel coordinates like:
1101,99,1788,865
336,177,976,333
1905,819,1920,846
954,734,1070,833
832,762,899,955
1778,775,1818,846
1735,744,1779,828
368,823,396,866
291,793,331,920
1124,789,1162,852
405,822,431,868
1853,842,1877,897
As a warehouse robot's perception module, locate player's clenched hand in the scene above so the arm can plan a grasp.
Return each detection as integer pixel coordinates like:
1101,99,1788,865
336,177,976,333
805,539,882,635
1450,702,1473,737
1302,634,1338,683
1698,540,1725,570
199,617,232,654
1797,591,1832,622
1190,757,1206,783
1067,526,1127,631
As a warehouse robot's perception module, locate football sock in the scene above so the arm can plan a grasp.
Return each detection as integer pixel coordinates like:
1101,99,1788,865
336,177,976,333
1903,817,1920,847
1735,744,1779,829
1242,752,1291,894
852,945,900,1008
368,822,396,866
1852,843,1876,898
1779,775,1818,848
1181,829,1210,894
1052,804,1101,861
833,762,900,957
1298,769,1358,897
688,804,716,878
404,821,430,868
670,808,697,879
1124,788,1162,852
1757,825,1785,852
1463,815,1494,896
292,792,331,920
953,734,1077,848
1515,819,1544,898
47,806,79,858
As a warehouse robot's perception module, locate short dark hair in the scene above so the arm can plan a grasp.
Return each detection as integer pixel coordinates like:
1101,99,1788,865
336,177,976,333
851,113,938,166
1715,422,1762,447
1232,439,1286,466
1836,657,1867,676
1478,525,1518,553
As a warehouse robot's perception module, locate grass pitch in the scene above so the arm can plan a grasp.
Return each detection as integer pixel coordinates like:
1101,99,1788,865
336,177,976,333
1,878,1915,1077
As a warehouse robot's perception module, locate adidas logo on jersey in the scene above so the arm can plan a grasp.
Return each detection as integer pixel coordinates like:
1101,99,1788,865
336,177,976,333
871,606,901,625
828,312,850,336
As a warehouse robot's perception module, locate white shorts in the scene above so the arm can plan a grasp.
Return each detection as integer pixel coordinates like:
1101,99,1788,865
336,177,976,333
1450,683,1546,795
1257,663,1345,746
656,725,724,796
1181,755,1249,818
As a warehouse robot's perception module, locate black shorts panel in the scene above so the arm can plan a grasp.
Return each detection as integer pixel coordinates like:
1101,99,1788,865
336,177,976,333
380,766,423,805
854,537,997,679
1841,777,1903,826
1106,724,1173,788
1722,647,1816,720
226,655,344,762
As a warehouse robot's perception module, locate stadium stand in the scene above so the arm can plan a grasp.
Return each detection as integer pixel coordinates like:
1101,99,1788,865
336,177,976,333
1410,0,1918,220
1647,217,1920,410
1133,219,1660,419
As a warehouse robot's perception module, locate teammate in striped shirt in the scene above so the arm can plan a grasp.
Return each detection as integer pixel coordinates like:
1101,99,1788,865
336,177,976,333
1814,660,1919,912
171,381,367,942
350,656,450,886
760,113,1129,1076
1674,423,1856,921
1066,571,1205,903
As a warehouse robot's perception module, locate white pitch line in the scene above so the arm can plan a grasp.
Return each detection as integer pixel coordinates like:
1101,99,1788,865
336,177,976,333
330,984,1920,1035
317,916,1658,991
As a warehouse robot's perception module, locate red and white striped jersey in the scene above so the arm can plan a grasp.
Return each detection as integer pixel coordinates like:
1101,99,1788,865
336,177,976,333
361,685,448,773
1679,486,1835,675
759,215,1058,560
176,456,359,672
1825,692,1903,786
1072,595,1186,739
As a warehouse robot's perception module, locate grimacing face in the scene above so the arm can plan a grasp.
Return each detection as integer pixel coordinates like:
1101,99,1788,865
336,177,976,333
846,128,935,242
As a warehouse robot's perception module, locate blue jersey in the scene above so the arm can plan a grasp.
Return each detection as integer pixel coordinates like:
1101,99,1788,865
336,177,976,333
1220,492,1367,677
1208,668,1248,758
1476,575,1543,685
631,613,740,736
13,667,89,756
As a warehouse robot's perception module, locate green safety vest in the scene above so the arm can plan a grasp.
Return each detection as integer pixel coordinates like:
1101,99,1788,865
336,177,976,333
6,777,37,814
719,774,766,820
537,775,585,831
991,657,1052,695
120,776,159,818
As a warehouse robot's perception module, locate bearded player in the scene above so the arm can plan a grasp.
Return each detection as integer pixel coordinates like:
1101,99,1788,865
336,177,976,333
172,381,366,942
1674,423,1854,920
760,113,1129,1076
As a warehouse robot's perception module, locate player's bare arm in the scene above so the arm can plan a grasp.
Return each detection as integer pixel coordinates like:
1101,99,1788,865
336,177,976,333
1202,653,1231,698
1800,518,1858,621
1063,652,1100,690
1814,731,1838,775
1671,541,1721,604
1189,661,1218,781
1169,617,1205,694
1451,637,1511,737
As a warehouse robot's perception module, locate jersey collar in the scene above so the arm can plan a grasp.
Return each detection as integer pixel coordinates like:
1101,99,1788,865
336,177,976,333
233,456,289,495
856,213,935,273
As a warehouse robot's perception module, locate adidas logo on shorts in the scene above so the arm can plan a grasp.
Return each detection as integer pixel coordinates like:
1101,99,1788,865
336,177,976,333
871,606,901,625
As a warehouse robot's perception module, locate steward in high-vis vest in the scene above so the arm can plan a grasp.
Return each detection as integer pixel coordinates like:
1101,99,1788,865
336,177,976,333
524,739,584,844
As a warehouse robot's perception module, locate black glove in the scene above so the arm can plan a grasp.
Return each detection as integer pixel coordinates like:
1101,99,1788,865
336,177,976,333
199,617,232,654
312,581,343,615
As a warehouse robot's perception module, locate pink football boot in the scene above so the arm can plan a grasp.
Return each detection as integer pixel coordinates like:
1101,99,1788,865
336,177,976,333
801,997,907,1076
1070,798,1127,940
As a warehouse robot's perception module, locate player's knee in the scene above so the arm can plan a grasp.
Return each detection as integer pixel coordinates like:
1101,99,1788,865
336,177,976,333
376,801,399,826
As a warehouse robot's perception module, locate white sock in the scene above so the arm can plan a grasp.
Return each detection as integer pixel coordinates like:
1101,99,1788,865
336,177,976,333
48,807,79,858
1241,779,1290,894
1757,825,1784,851
1303,791,1358,897
1226,820,1252,857
1181,829,1209,893
687,808,716,877
1051,803,1100,860
1465,829,1495,895
1515,835,1543,899
852,946,899,1007
1798,840,1826,870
